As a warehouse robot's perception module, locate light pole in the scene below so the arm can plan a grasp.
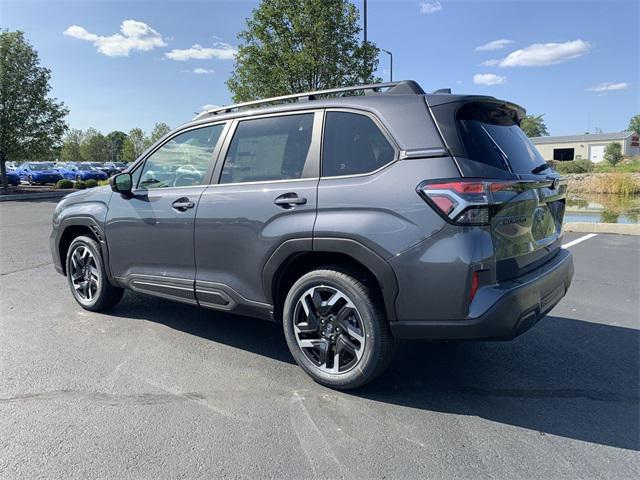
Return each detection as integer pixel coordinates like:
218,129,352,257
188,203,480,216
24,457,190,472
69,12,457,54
363,0,367,43
380,49,393,82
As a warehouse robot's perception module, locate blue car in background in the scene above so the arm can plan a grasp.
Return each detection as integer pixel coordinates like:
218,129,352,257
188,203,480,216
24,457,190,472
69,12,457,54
16,162,63,185
57,162,108,182
5,170,20,186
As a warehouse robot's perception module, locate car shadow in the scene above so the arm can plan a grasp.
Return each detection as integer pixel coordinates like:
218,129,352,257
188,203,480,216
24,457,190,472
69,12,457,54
110,293,639,451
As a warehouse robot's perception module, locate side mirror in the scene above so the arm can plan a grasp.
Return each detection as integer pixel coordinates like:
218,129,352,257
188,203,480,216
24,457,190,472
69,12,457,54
110,172,133,193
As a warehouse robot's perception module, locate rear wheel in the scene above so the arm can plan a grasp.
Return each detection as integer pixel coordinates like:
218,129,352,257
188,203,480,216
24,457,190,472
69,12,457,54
66,236,124,311
283,268,395,390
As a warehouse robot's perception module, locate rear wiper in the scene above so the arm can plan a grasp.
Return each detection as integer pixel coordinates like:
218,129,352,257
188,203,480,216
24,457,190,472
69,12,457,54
531,163,550,174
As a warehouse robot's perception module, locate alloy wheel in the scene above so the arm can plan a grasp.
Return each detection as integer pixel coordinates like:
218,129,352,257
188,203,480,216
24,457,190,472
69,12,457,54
69,245,100,302
293,285,366,374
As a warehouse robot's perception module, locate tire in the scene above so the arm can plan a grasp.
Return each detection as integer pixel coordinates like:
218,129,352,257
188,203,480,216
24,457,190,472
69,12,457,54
66,235,124,311
75,175,81,182
283,268,395,390
27,175,33,185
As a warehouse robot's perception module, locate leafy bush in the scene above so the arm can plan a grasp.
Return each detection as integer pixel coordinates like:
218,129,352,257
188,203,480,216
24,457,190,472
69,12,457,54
85,179,98,188
75,180,86,189
97,179,110,186
550,159,594,174
56,179,74,189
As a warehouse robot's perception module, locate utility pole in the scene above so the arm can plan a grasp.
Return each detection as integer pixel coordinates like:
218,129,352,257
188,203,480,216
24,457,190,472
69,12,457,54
363,0,367,43
381,49,393,82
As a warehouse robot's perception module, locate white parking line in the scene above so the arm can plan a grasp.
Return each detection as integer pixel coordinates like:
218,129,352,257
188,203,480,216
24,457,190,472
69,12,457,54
562,233,597,249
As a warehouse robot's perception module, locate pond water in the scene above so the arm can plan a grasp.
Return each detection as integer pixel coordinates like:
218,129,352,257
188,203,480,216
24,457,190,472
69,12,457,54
564,194,640,224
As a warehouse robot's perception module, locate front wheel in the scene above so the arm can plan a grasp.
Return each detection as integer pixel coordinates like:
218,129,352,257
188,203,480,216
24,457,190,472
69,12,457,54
66,236,124,311
27,175,33,185
283,268,395,390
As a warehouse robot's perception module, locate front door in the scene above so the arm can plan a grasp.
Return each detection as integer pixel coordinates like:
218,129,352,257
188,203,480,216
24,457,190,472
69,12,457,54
194,112,321,314
105,122,226,303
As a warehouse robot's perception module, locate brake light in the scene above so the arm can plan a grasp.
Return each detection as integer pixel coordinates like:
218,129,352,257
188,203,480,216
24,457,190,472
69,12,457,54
417,180,518,225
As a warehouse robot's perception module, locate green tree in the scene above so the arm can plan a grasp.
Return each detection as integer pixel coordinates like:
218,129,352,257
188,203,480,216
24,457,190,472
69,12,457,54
145,122,171,148
604,142,623,168
0,30,68,192
628,114,640,135
106,130,127,162
227,0,380,102
520,114,549,137
122,128,146,162
80,128,110,163
60,129,85,162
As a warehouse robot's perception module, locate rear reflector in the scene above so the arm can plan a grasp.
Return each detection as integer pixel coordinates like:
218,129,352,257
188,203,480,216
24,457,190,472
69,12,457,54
417,179,520,225
470,271,479,302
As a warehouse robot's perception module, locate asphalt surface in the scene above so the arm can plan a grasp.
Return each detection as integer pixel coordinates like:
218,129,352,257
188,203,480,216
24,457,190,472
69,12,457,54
1,199,638,479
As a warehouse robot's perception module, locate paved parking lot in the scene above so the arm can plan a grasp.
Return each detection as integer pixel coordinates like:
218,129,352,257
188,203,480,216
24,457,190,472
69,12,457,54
1,199,638,479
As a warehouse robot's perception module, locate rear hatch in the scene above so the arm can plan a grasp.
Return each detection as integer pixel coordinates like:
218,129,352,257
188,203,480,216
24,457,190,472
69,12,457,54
428,98,566,280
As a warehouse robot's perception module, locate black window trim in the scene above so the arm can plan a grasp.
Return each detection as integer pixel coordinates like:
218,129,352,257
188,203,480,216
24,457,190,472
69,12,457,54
129,120,232,192
320,107,400,180
209,109,323,187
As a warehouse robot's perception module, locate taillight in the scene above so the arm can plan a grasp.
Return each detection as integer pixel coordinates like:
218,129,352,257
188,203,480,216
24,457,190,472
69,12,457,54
417,179,518,225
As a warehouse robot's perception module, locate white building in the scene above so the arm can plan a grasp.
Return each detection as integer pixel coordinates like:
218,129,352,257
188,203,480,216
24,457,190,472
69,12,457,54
530,131,640,162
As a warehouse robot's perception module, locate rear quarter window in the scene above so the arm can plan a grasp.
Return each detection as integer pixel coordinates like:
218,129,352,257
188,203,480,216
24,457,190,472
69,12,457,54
322,112,395,177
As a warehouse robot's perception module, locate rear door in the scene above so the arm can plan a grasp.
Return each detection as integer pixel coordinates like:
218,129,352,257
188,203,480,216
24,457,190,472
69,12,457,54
432,100,567,279
194,111,321,313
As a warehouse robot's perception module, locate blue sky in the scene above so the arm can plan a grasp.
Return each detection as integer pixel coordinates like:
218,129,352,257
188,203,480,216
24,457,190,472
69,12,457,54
3,0,638,135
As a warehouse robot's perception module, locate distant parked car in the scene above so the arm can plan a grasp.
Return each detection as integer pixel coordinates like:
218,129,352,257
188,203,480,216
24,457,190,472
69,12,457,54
16,162,63,185
6,161,18,171
102,162,127,176
86,162,111,176
5,170,20,186
58,162,108,182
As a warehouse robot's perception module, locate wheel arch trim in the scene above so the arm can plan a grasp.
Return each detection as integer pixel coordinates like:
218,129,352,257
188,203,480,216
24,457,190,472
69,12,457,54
57,216,115,283
263,237,399,322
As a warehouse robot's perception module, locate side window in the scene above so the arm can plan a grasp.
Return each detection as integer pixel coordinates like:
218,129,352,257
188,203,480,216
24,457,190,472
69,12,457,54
220,113,314,184
137,124,224,189
322,112,395,177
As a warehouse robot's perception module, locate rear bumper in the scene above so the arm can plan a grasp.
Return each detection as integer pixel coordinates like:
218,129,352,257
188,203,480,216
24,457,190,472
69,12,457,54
390,248,573,340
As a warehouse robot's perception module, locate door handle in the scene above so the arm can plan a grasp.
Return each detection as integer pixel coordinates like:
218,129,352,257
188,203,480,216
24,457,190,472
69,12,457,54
172,197,195,211
274,193,307,208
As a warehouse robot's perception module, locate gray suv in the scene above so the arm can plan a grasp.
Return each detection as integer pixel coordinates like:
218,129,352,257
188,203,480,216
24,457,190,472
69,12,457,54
50,80,573,389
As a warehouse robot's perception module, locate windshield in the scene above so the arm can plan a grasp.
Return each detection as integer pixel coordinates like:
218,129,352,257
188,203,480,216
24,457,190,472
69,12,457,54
456,102,545,175
29,163,54,170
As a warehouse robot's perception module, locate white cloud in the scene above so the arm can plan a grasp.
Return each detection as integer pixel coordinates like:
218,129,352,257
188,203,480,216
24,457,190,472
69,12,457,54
419,2,442,14
497,39,591,67
586,82,629,92
475,39,513,51
191,68,215,74
165,43,237,61
473,73,507,86
63,20,167,57
480,58,501,67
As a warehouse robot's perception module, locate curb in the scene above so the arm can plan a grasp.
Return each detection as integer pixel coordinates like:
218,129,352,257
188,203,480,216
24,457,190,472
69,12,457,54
0,191,69,202
564,222,640,235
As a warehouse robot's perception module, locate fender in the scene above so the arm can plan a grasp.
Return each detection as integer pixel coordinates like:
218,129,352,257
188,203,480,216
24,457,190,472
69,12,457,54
263,237,399,321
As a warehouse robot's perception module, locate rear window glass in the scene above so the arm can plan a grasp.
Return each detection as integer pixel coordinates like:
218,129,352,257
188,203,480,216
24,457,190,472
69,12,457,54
457,102,545,174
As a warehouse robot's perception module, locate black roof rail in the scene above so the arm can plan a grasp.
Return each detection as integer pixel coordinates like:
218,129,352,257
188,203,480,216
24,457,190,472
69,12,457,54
193,80,425,120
